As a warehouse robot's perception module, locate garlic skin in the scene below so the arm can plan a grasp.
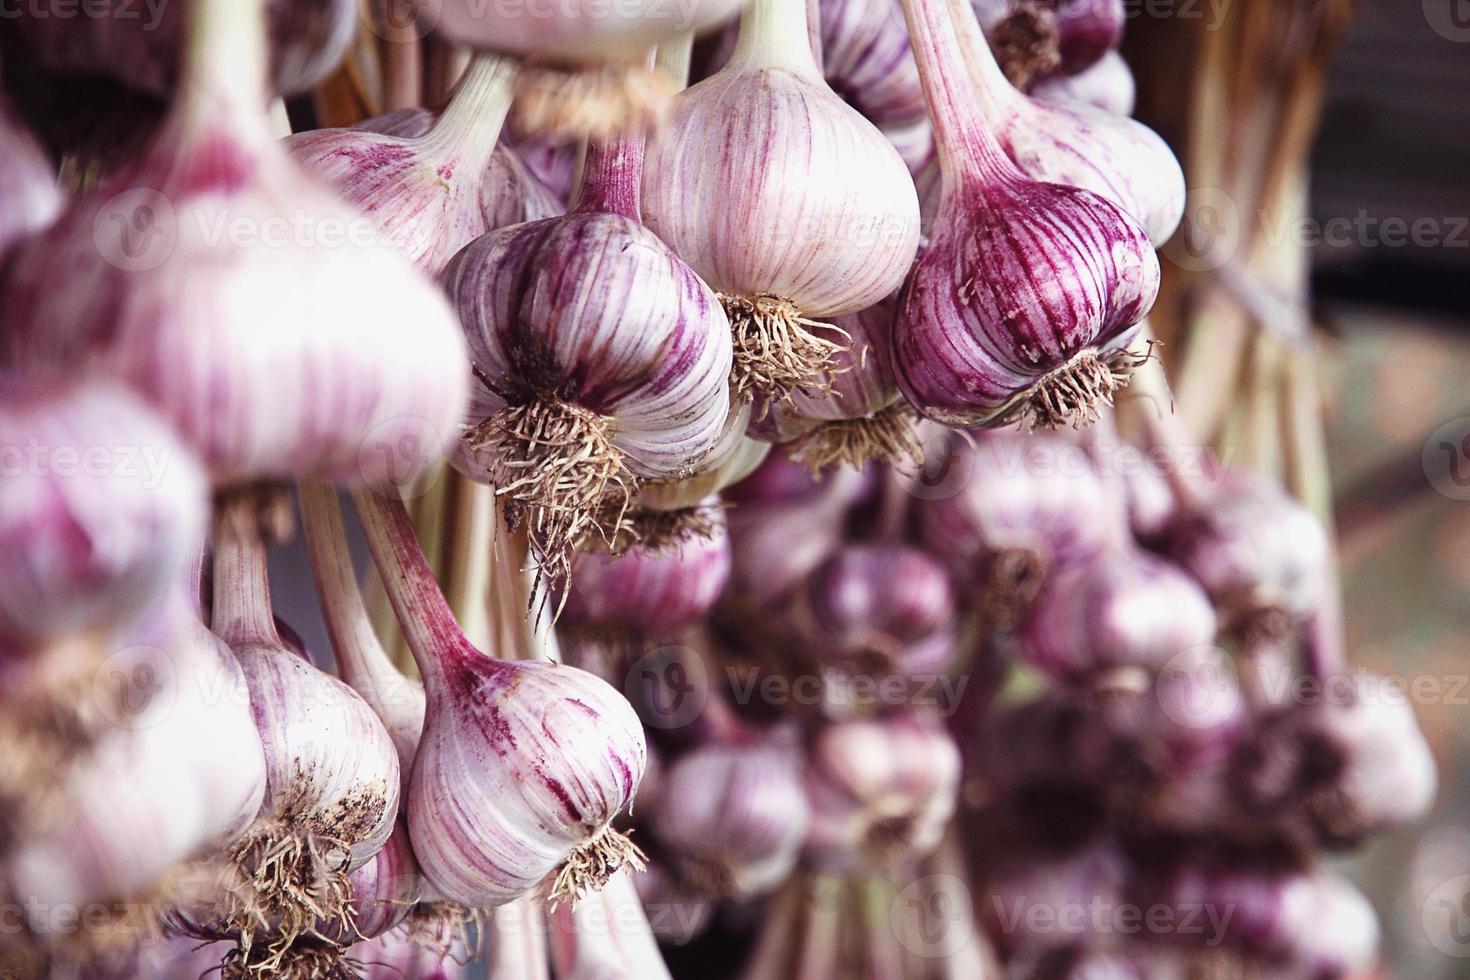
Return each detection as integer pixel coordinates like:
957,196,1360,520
1018,546,1217,681
0,0,469,489
0,92,62,256
8,0,355,99
635,401,771,512
4,601,266,915
642,0,921,397
323,821,422,943
1164,472,1330,632
0,378,207,647
652,735,809,897
349,929,466,980
408,0,746,64
803,715,961,869
1032,50,1136,117
563,504,732,636
913,431,1113,612
948,0,1182,246
822,0,929,128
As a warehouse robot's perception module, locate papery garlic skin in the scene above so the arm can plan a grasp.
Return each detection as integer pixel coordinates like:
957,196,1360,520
0,93,62,256
652,735,809,897
1032,50,1136,116
635,401,770,512
1019,547,1217,681
642,0,921,324
0,379,207,647
5,603,266,914
409,656,647,907
0,1,469,489
409,0,746,64
822,0,929,128
321,820,422,942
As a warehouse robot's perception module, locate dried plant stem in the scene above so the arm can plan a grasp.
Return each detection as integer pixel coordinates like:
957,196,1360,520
511,64,675,141
721,293,847,401
488,898,549,980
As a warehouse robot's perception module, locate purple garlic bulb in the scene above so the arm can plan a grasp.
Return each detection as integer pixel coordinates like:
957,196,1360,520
981,0,1125,85
785,543,958,682
822,0,929,128
1164,472,1330,634
896,0,1159,429
652,731,810,897
914,431,1113,616
445,128,732,572
1032,51,1136,116
563,502,732,637
0,0,470,489
803,714,961,869
0,91,61,256
1018,546,1217,681
0,378,207,648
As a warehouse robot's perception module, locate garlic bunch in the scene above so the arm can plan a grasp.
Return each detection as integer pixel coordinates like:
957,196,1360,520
895,0,1159,430
652,731,809,897
446,123,733,572
0,92,61,256
0,0,469,489
803,715,960,869
642,0,921,400
287,57,538,276
7,0,356,99
203,492,400,958
355,490,647,909
0,378,207,648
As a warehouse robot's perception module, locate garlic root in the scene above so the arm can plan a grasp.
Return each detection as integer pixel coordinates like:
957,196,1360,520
1017,345,1153,430
788,402,923,474
722,294,847,401
548,826,647,909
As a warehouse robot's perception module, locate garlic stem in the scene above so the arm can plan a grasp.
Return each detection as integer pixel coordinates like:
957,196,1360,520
353,488,481,689
423,54,518,175
942,0,1021,118
211,494,284,650
572,127,646,221
177,0,270,129
655,30,696,86
731,0,821,75
901,0,1016,184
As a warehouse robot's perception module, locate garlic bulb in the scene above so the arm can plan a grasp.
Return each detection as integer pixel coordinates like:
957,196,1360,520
7,0,356,99
948,0,1182,246
759,297,921,472
563,503,732,637
1018,546,1217,681
978,0,1124,88
0,378,207,647
355,490,647,909
803,714,960,869
446,124,733,572
642,0,921,400
1164,472,1330,634
300,483,425,798
913,431,1113,617
895,0,1159,429
634,400,770,513
287,57,532,276
0,92,61,256
822,0,928,128
652,732,809,897
350,929,467,980
1032,50,1136,116
319,820,422,943
0,0,469,489
355,105,565,230
207,492,400,956
3,600,266,916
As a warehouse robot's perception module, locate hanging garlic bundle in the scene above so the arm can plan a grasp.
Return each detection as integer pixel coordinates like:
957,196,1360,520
946,0,1182,245
642,0,921,401
7,0,356,99
0,0,468,488
353,105,565,230
652,729,810,898
0,90,60,256
894,0,1159,430
445,116,733,574
198,492,400,961
287,56,536,276
757,296,922,471
354,490,647,909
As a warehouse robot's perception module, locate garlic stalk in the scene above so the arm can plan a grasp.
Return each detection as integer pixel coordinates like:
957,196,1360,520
353,489,647,909
446,112,734,577
642,0,922,401
0,0,469,488
286,56,524,275
204,490,400,959
895,0,1159,429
